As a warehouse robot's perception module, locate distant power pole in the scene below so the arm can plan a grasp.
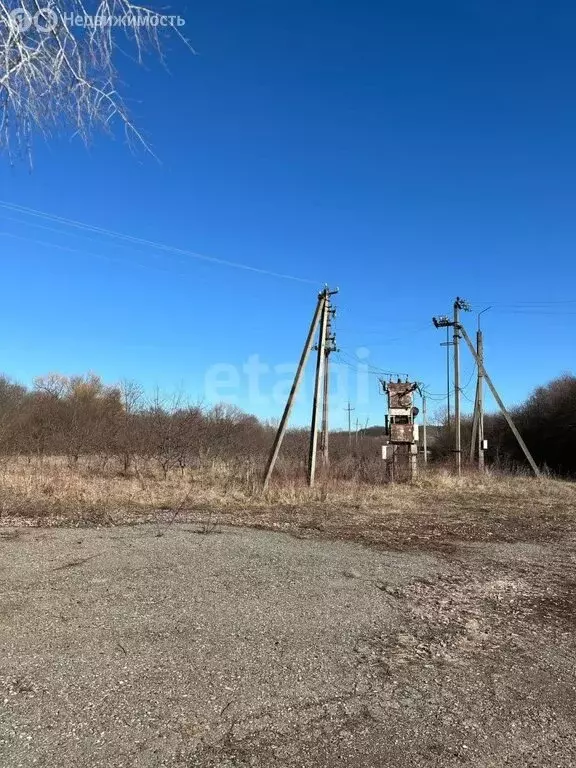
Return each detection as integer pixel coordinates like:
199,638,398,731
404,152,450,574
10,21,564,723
470,309,490,470
470,326,486,470
476,308,490,472
422,393,428,465
432,297,471,477
440,326,454,427
345,401,355,447
477,328,485,471
453,298,462,476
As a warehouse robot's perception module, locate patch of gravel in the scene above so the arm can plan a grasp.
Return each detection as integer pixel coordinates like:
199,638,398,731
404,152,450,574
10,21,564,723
1,524,576,766
0,524,442,767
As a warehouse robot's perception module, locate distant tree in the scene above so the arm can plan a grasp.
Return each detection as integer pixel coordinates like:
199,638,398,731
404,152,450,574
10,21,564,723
116,379,143,473
63,373,122,463
493,374,576,476
0,375,26,452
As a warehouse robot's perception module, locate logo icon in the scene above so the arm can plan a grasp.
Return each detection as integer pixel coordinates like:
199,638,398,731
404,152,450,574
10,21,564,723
34,8,58,32
8,7,58,33
9,7,33,31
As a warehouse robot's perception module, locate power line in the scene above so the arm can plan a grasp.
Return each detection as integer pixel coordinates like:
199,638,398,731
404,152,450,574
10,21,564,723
0,230,205,282
471,299,576,306
333,356,398,380
335,323,432,346
491,310,576,316
335,349,409,379
422,391,451,402
468,300,576,315
0,201,318,285
461,363,477,393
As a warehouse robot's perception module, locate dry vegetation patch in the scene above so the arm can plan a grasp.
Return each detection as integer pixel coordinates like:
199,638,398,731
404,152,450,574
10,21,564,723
0,456,574,551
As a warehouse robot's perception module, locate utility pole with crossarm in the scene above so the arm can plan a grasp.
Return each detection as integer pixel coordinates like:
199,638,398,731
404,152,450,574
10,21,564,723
433,301,540,478
433,297,471,476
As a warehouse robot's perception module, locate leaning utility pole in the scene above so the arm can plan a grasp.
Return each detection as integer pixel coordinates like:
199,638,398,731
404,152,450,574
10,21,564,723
459,324,540,478
263,291,326,489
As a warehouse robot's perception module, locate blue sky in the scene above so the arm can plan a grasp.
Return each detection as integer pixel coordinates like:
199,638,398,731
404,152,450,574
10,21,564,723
1,0,575,428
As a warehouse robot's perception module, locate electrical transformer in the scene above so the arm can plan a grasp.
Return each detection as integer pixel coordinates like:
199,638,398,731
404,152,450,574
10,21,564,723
381,380,420,480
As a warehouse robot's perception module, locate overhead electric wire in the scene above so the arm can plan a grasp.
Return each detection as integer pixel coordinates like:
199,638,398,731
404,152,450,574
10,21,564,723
336,348,410,379
0,200,319,285
468,299,576,315
421,362,476,405
471,299,576,306
0,229,207,282
461,364,477,393
333,353,409,381
490,310,576,316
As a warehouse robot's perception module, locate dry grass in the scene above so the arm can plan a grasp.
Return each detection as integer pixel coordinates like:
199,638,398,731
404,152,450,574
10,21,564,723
0,455,574,550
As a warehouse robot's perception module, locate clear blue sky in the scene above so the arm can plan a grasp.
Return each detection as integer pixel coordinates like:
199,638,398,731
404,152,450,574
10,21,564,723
1,0,575,427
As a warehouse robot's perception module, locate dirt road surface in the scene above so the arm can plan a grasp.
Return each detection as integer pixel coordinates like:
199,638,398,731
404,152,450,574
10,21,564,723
1,523,576,767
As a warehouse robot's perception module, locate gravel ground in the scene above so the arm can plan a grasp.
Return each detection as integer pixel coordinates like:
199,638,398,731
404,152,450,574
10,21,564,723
1,523,576,767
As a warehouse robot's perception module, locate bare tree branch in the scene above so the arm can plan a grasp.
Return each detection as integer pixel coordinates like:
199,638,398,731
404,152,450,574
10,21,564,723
0,0,194,162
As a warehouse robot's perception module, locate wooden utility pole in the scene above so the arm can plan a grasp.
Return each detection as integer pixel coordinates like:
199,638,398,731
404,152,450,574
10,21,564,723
459,324,540,477
308,292,329,487
263,293,326,488
477,328,485,472
470,379,479,462
470,309,490,470
320,296,337,468
453,298,462,476
345,401,355,447
469,330,480,465
321,340,330,466
422,394,428,465
440,326,453,427
433,298,470,475
469,328,485,470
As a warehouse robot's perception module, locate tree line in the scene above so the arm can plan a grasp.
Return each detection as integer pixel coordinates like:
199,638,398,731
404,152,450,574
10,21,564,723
0,373,271,474
434,373,576,476
0,371,573,478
